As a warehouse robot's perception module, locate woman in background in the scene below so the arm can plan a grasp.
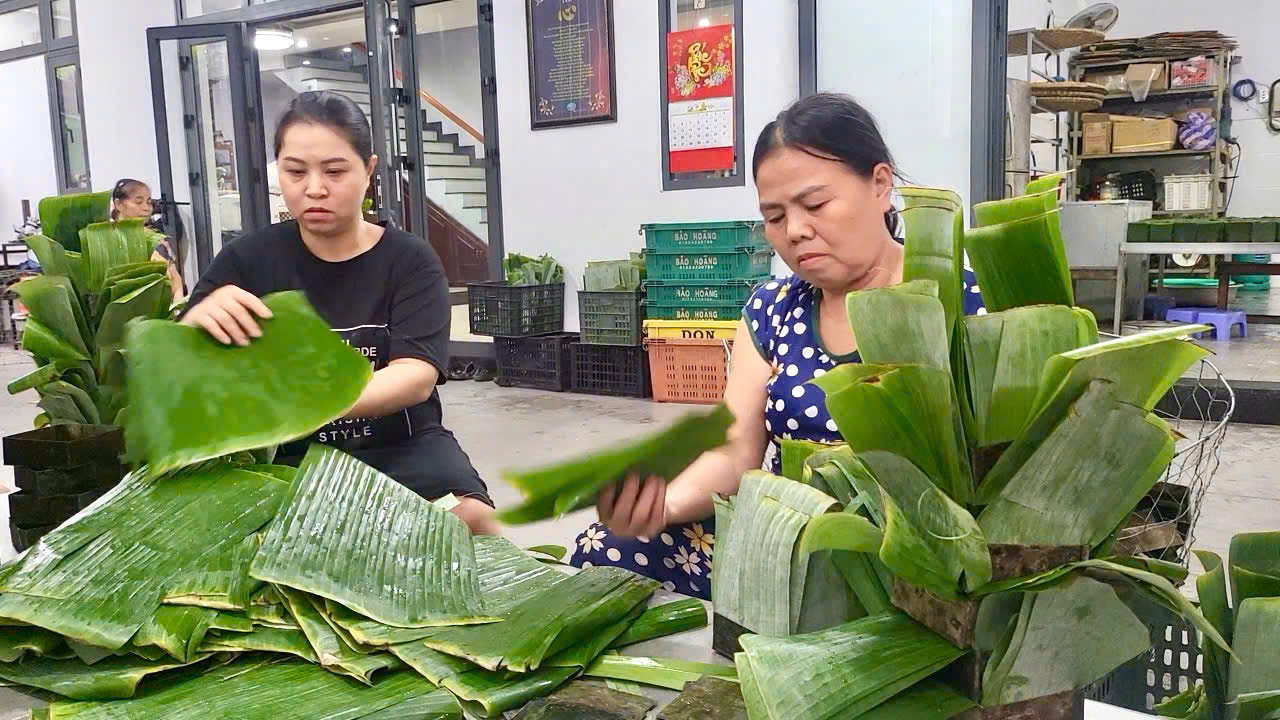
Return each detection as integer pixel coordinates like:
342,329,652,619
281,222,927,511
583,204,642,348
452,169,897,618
111,178,185,304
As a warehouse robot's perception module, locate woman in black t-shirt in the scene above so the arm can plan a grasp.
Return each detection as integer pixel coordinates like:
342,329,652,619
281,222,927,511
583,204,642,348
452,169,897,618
182,91,498,535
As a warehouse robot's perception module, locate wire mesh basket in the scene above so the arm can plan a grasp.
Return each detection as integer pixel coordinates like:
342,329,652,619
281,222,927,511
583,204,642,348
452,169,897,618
1112,357,1234,567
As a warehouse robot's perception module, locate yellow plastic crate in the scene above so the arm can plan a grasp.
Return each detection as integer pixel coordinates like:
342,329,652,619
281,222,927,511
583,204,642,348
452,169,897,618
643,319,738,341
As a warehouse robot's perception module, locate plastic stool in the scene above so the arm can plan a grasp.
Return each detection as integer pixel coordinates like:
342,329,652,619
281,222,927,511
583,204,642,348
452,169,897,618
1164,308,1201,324
1194,309,1247,339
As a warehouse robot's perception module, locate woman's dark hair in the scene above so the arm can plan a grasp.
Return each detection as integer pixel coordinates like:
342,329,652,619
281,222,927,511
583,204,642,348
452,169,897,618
273,90,373,163
752,93,901,236
110,178,149,221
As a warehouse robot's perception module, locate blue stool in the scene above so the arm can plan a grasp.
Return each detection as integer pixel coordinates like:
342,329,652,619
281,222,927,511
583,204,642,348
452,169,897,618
1164,308,1201,324
1195,309,1248,339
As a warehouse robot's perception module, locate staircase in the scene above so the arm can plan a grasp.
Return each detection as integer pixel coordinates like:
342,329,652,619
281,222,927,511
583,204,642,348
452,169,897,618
272,66,490,244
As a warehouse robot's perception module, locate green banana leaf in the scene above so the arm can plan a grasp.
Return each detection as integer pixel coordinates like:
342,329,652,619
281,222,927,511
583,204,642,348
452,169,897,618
37,386,90,425
1024,171,1070,195
972,191,1073,308
844,280,950,371
1075,560,1231,656
1228,532,1280,612
14,275,91,357
1193,549,1231,719
102,261,168,289
900,187,965,345
1228,598,1280,720
544,600,649,670
95,277,169,358
797,512,883,556
981,575,1149,705
499,404,734,524
965,211,1073,311
0,465,287,650
856,681,976,720
39,191,110,253
22,319,89,367
978,328,1206,503
979,380,1175,547
199,625,318,662
25,233,84,289
609,598,707,649
131,606,216,663
209,611,254,633
124,291,372,472
583,655,737,691
40,380,100,424
163,533,262,611
37,658,444,720
389,641,478,685
277,585,404,684
251,445,492,629
361,690,463,719
421,566,655,672
711,472,839,637
442,666,578,718
80,219,159,293
0,653,211,700
0,626,66,662
735,613,966,720
780,438,842,483
525,545,568,562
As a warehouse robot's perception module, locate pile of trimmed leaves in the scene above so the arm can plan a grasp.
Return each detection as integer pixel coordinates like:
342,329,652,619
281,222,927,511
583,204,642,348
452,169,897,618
0,291,721,718
504,253,565,286
584,255,646,291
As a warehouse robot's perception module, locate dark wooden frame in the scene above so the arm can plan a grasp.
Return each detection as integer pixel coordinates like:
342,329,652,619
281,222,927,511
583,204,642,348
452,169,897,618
524,0,617,130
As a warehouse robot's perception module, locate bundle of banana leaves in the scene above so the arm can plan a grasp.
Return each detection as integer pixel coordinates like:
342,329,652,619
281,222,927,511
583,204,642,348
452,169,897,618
706,177,1234,719
584,254,646,291
1155,532,1280,720
504,253,565,286
8,204,172,426
0,292,719,719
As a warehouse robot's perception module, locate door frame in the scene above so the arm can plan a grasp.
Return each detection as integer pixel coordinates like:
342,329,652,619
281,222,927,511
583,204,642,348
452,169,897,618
147,22,265,275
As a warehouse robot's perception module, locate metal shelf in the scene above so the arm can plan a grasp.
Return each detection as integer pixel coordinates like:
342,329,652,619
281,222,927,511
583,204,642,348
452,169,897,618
1101,85,1218,102
1077,148,1213,161
1074,51,1226,69
1153,208,1221,217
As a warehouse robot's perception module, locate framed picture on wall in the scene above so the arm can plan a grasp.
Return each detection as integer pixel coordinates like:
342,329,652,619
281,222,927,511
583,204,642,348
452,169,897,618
526,0,618,129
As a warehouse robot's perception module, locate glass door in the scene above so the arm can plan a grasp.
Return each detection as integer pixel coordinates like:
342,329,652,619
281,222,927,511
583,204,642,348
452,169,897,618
147,23,265,279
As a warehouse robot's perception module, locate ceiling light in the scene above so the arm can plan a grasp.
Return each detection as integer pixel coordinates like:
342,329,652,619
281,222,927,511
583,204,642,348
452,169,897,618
342,46,353,53
303,60,311,65
295,38,309,49
697,17,711,27
254,28,295,51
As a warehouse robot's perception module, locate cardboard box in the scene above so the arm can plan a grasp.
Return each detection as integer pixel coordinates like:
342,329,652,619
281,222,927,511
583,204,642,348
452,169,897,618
1083,69,1127,94
1111,117,1178,154
1082,122,1113,155
1124,62,1169,93
1171,56,1215,88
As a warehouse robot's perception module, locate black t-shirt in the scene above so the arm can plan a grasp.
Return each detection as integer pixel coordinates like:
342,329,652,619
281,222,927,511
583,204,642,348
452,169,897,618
185,221,451,454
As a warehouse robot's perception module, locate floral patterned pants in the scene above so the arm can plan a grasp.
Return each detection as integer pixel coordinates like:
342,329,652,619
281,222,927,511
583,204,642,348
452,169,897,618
569,519,716,600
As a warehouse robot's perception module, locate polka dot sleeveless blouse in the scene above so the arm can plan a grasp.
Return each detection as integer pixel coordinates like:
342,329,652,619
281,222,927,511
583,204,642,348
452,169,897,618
743,272,984,473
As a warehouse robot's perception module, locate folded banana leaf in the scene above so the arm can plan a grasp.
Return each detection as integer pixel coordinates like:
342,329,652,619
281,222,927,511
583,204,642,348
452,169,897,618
276,585,402,684
780,438,842,483
14,275,91,358
899,187,965,344
1228,598,1280,720
545,600,650,670
1024,171,1069,195
102,261,168,289
981,575,1149,705
734,613,966,720
844,280,950,371
199,625,318,662
251,445,492,629
39,380,99,424
81,220,159,293
421,566,655,672
131,606,217,663
124,291,372,472
94,277,169,359
0,653,211,700
209,611,255,633
39,191,110,253
499,404,734,523
978,327,1206,503
0,465,287,650
37,658,443,720
609,599,708,649
961,306,1095,450
1193,549,1231,717
711,472,839,637
361,690,463,719
972,191,1073,308
1228,532,1280,612
978,380,1175,547
442,666,578,718
583,654,737,690
25,233,84,286
0,626,66,662
854,681,976,720
163,533,262,611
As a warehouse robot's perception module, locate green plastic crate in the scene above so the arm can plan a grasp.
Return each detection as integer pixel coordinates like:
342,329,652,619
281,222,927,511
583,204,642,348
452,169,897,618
646,248,774,282
1252,220,1279,243
644,303,743,322
1126,222,1150,244
642,221,767,252
645,278,766,308
578,290,644,346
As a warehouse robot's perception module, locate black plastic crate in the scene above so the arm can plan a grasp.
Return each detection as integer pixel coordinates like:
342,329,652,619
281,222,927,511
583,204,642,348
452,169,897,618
10,522,55,553
578,291,644,346
467,282,565,337
570,343,651,398
494,333,577,391
1084,592,1203,713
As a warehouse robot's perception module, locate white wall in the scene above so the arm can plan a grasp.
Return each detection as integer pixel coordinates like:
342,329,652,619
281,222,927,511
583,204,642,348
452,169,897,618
814,0,973,207
492,0,799,330
77,0,176,193
1107,0,1280,217
0,55,59,233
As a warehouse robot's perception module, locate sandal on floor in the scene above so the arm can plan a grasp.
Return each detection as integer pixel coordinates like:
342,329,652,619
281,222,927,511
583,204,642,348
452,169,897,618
447,362,477,381
472,366,495,382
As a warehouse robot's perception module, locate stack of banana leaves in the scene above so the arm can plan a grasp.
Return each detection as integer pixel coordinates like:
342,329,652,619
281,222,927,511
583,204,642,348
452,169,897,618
0,291,723,719
1155,532,1280,720
711,176,1235,719
8,215,173,426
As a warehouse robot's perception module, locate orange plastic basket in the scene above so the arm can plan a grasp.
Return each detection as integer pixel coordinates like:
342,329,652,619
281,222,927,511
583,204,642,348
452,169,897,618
645,337,733,404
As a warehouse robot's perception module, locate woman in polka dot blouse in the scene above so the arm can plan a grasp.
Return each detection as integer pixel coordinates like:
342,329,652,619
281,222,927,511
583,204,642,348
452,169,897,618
570,93,984,598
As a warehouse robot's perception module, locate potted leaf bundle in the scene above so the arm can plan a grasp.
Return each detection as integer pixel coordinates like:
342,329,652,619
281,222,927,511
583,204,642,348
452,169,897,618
712,178,1232,719
3,192,172,550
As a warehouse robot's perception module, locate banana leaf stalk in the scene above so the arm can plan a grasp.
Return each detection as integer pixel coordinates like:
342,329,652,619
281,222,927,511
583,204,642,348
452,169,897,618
583,654,737,691
608,599,708,649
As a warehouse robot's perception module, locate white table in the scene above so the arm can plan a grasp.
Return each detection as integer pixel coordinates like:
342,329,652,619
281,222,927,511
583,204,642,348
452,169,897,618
1112,242,1280,334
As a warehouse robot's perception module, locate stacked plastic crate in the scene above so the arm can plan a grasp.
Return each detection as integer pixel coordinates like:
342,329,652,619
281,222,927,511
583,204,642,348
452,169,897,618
570,262,650,398
467,280,575,391
641,221,775,403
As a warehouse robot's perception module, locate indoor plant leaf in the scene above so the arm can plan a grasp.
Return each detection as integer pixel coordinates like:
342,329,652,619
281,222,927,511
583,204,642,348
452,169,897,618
124,291,373,473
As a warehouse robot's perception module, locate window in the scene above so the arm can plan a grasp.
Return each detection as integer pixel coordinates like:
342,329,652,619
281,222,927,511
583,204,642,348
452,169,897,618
50,0,70,38
182,0,243,18
0,5,41,52
49,53,90,192
659,0,744,190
